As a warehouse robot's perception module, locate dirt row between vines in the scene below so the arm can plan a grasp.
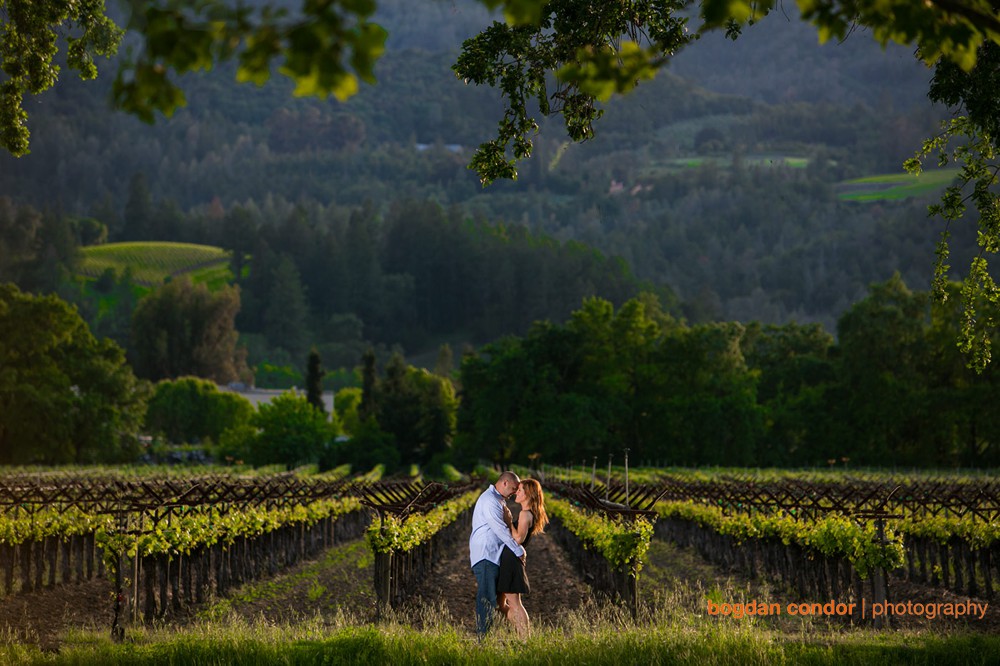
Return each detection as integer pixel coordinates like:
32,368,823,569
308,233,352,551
1,526,996,651
0,527,593,650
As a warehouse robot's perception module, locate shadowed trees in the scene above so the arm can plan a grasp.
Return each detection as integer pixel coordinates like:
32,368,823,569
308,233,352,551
130,277,247,383
0,283,148,464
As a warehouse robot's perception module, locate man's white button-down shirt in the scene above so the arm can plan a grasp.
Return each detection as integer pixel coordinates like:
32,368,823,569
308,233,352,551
469,484,525,567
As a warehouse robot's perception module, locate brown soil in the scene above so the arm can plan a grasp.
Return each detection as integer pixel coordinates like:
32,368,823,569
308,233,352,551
0,532,995,651
0,529,591,649
407,529,593,633
0,577,110,650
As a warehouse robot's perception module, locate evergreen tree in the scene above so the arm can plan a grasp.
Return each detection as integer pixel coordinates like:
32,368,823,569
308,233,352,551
305,347,326,415
359,347,378,421
263,255,311,362
122,172,152,241
131,277,247,383
434,343,454,378
222,205,258,284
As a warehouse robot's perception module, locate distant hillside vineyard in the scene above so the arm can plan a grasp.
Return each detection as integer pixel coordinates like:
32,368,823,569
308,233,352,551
79,242,232,287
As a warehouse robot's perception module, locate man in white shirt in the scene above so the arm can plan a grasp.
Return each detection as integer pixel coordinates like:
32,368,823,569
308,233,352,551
469,470,525,638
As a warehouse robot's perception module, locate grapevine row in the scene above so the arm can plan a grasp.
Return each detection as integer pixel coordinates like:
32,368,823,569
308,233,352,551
365,486,479,612
545,497,654,617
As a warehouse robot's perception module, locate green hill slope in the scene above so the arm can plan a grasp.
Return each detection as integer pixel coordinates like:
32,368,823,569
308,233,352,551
79,242,233,288
835,168,960,202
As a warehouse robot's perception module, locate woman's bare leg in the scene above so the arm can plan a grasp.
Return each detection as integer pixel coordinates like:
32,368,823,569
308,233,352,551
497,593,510,621
503,593,530,639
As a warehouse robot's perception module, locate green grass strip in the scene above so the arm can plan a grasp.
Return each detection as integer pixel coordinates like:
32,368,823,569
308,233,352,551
836,168,959,202
2,622,998,665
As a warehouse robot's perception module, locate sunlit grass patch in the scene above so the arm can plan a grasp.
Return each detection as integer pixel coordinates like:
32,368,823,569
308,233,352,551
79,241,231,287
837,168,960,202
198,538,374,622
643,154,809,177
4,591,998,665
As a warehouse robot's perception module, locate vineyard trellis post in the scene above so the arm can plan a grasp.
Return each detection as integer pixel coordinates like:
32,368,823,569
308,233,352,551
361,480,478,618
109,502,126,642
606,454,612,502
624,448,630,509
546,478,664,618
373,507,392,618
873,517,889,629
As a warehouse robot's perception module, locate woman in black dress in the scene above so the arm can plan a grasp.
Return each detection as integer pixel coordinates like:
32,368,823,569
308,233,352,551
497,478,549,639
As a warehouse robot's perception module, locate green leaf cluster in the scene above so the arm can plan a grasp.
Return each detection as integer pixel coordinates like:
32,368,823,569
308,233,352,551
366,490,477,554
547,497,653,575
94,495,361,572
460,0,1000,183
145,376,254,445
700,0,1000,70
243,391,341,469
0,0,123,155
111,0,387,124
0,506,112,546
907,90,1000,373
0,283,149,464
455,0,692,184
655,501,905,579
895,512,1000,550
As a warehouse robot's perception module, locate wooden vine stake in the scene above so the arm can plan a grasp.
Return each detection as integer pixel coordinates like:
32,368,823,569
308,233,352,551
872,517,889,629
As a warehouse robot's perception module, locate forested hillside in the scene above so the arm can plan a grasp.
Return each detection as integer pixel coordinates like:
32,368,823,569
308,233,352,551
0,0,977,368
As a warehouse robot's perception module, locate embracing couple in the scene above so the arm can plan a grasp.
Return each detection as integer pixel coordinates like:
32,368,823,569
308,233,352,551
469,470,549,640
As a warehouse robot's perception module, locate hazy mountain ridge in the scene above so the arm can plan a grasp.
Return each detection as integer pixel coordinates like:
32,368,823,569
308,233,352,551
0,1,964,343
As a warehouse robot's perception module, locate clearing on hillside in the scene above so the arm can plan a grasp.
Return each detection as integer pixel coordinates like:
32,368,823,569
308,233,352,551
79,242,231,287
836,167,960,202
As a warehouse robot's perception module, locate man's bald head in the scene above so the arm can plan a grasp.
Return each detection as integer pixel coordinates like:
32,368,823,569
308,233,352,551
495,470,521,498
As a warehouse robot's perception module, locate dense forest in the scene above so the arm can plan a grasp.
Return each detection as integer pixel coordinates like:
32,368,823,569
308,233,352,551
455,281,1000,470
2,0,996,469
0,2,978,361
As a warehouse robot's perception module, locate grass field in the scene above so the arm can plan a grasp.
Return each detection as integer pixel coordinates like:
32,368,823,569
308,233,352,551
634,148,955,206
836,168,960,202
79,242,232,287
642,154,810,177
2,599,995,665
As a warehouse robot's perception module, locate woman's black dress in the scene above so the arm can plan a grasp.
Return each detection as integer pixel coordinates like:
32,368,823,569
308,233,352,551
497,514,532,594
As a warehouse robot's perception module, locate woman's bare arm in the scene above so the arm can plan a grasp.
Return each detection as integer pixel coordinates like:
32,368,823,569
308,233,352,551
513,510,533,545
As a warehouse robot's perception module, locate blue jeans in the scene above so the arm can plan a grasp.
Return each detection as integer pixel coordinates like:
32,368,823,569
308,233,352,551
472,559,499,637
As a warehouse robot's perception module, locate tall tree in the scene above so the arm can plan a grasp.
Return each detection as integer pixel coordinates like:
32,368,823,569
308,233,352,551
359,347,378,421
374,351,457,466
343,203,381,317
122,172,152,241
434,343,454,378
0,283,148,464
131,277,247,383
741,322,836,465
222,205,258,284
305,347,327,415
246,392,337,469
569,296,666,462
145,376,254,445
263,255,311,362
835,273,931,466
0,197,42,285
